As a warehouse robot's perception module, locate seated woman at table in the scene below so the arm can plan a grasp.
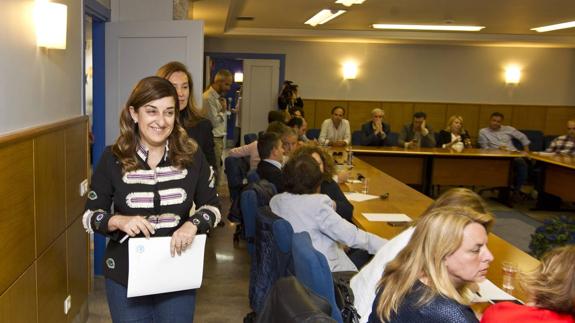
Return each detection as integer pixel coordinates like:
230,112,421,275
352,188,490,322
270,154,386,272
290,145,354,222
368,205,494,323
437,115,472,149
481,245,575,323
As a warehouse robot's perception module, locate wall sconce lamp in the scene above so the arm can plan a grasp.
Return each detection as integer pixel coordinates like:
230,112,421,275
342,62,358,80
234,72,244,83
34,0,68,49
504,65,521,85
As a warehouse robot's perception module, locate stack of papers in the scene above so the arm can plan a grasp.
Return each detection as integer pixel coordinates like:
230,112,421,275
344,192,379,202
362,213,412,222
127,235,207,297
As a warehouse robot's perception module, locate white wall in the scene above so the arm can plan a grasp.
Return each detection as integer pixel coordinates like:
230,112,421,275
206,38,575,106
111,0,172,22
0,0,82,135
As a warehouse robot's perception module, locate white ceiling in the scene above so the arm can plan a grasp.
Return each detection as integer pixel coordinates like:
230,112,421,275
191,0,575,47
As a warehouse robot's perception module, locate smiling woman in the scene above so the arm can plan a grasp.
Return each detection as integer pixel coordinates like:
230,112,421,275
82,76,221,322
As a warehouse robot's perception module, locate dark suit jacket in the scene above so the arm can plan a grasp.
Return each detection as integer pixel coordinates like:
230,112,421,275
257,160,284,193
436,130,471,148
360,121,391,146
320,179,354,222
182,115,217,171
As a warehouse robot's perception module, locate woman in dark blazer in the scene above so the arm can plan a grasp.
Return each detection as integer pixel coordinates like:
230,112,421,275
157,62,217,170
437,115,472,149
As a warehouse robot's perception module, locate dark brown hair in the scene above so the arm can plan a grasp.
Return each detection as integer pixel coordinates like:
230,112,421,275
283,154,323,194
112,76,197,173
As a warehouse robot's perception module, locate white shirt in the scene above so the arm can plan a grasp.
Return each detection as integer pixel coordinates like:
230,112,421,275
319,119,351,146
350,227,414,323
202,86,226,137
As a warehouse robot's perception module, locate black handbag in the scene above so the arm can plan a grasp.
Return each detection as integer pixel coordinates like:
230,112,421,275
332,271,361,323
256,276,336,323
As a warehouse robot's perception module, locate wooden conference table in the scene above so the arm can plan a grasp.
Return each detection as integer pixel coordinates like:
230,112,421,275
352,146,524,196
529,152,575,202
345,157,539,302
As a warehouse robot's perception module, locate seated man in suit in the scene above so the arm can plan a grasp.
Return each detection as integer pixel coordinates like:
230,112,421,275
546,119,575,155
478,112,530,192
360,108,391,146
398,111,436,148
257,132,285,192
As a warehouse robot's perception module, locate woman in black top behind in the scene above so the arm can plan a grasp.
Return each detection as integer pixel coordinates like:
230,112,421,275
437,115,472,149
157,61,217,170
368,206,494,323
290,145,353,222
82,76,221,322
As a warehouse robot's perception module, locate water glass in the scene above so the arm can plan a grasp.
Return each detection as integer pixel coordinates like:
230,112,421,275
501,262,518,291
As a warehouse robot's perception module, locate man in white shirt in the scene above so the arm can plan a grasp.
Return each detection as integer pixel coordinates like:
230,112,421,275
203,69,233,182
319,106,351,146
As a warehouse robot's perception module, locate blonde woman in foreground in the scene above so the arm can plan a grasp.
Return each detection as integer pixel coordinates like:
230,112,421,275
481,245,575,323
352,188,490,322
367,206,494,323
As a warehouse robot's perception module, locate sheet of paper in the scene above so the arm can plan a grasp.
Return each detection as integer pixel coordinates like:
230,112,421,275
362,213,412,222
472,279,518,303
127,234,206,298
343,192,379,202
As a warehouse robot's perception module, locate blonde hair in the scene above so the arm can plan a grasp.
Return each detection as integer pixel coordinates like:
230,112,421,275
425,188,490,218
521,245,575,315
444,115,466,133
290,145,335,181
375,206,494,321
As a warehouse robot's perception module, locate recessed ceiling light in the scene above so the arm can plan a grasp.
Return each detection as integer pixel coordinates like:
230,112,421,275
305,9,346,27
335,0,366,7
531,21,575,33
372,24,485,32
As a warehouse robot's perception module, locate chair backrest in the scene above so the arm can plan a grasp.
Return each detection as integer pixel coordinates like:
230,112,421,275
292,232,343,323
307,128,321,140
272,218,295,275
544,134,557,150
240,189,258,256
512,129,544,151
385,131,399,147
351,131,362,146
247,169,260,184
224,156,249,201
244,133,258,145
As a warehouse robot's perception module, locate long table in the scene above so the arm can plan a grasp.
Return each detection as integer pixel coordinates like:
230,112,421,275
346,157,540,302
529,152,575,202
352,146,524,195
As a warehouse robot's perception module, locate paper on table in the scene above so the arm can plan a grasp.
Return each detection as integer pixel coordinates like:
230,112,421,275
344,192,379,202
472,279,518,303
362,213,412,222
127,235,207,298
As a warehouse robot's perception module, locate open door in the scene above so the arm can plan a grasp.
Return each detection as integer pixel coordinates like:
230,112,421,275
241,59,280,138
105,20,204,144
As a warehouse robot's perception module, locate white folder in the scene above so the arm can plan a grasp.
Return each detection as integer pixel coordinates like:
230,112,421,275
127,235,207,298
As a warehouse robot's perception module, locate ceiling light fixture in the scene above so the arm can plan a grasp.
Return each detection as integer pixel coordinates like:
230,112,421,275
305,9,346,27
372,24,484,32
335,0,366,7
531,21,575,33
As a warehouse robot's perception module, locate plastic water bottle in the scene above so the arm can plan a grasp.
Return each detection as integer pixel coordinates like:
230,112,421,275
346,146,353,166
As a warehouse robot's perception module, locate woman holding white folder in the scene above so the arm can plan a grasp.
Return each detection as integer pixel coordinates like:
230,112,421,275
82,76,221,322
